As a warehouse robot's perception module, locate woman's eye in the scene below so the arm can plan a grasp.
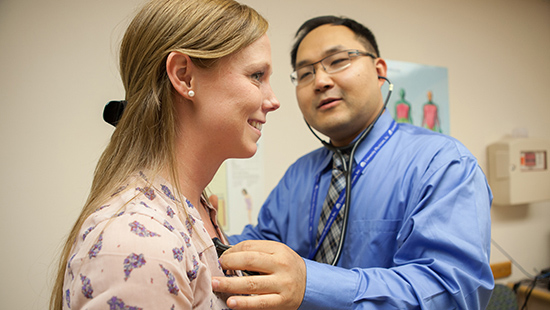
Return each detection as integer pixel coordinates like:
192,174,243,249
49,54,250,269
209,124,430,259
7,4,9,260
251,72,264,81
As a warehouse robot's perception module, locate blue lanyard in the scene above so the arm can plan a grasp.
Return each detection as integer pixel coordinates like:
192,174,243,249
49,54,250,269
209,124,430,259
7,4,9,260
307,120,397,260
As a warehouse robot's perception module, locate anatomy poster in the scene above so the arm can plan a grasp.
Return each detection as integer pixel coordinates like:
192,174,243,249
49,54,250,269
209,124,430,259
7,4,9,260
385,60,450,135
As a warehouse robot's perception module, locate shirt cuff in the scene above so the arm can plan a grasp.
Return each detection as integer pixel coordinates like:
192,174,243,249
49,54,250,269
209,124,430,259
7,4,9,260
299,259,358,310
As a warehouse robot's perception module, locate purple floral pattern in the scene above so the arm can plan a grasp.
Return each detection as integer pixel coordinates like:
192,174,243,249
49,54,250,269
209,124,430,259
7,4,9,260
123,253,146,281
129,221,160,237
187,255,199,281
82,226,95,240
88,232,103,259
107,296,143,310
172,246,185,262
80,274,93,299
160,264,180,295
139,171,148,181
136,186,156,200
163,220,175,232
161,184,177,201
65,289,71,308
111,185,128,197
166,205,175,218
63,171,229,309
95,204,109,212
67,253,76,280
181,232,191,247
185,215,195,236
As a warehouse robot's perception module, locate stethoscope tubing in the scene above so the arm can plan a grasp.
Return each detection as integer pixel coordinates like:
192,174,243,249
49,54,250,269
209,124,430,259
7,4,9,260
305,76,393,266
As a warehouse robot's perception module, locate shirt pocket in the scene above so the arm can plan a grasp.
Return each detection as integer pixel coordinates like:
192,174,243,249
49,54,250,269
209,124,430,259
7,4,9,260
343,219,402,267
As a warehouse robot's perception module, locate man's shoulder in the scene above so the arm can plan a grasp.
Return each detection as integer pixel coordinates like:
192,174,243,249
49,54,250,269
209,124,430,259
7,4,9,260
274,147,330,183
290,146,329,168
395,123,472,157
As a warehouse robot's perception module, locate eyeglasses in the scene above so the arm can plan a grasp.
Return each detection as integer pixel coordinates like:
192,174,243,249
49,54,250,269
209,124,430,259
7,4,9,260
290,49,376,86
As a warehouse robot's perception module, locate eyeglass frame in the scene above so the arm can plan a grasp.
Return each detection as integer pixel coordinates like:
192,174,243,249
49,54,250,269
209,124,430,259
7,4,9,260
290,49,376,86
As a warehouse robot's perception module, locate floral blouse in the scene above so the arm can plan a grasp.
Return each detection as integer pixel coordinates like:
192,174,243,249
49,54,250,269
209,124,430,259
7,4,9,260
63,171,231,309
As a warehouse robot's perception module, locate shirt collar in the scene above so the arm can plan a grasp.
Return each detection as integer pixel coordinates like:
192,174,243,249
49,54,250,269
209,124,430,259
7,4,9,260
315,111,395,174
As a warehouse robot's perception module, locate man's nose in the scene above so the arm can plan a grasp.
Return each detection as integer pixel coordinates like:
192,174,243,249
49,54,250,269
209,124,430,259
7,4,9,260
313,65,334,92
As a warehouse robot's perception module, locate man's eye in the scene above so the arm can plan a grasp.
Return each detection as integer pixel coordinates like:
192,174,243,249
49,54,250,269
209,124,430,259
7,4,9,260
329,57,349,67
298,71,313,81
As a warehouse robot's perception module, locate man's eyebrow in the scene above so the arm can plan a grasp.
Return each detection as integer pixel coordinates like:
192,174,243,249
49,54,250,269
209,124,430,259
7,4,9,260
295,45,347,69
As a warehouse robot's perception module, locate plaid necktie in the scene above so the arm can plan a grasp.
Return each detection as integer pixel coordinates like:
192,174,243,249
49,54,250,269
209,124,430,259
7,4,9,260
315,151,349,264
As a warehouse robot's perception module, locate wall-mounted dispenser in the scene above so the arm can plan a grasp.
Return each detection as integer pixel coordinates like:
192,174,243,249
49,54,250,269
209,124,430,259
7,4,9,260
487,137,550,205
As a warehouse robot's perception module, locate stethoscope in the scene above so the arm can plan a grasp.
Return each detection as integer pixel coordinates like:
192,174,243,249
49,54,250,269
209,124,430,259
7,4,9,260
305,76,393,266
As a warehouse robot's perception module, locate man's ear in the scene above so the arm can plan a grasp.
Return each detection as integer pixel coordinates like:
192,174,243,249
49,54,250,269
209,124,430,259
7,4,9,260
166,51,195,100
374,57,388,88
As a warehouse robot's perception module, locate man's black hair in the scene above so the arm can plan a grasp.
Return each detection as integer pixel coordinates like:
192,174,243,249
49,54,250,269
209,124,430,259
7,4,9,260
290,16,380,70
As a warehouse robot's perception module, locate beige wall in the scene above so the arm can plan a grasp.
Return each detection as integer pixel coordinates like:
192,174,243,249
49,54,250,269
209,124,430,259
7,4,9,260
1,0,549,308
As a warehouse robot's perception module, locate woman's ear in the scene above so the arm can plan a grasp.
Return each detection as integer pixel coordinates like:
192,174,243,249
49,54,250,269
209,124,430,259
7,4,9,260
166,51,195,100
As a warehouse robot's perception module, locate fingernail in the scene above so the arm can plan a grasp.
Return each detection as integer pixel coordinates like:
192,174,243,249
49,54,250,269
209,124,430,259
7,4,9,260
227,298,237,308
212,278,220,290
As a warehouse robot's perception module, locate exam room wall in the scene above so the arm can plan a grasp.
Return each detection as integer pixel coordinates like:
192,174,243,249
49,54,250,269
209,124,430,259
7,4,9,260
0,0,548,308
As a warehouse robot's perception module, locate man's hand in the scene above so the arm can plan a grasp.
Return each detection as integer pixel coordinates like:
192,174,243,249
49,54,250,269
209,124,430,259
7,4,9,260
212,240,306,310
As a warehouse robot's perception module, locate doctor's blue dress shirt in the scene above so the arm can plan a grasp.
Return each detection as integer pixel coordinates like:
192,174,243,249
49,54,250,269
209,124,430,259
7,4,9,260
229,112,494,310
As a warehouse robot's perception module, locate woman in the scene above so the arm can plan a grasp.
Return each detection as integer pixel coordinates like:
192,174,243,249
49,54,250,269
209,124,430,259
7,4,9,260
50,0,279,309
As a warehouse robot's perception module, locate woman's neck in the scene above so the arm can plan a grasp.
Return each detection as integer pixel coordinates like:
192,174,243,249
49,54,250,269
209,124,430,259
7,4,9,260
171,135,224,212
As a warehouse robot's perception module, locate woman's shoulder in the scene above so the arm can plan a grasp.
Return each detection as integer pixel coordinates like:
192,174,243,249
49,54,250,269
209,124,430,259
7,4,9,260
64,202,215,309
64,212,201,310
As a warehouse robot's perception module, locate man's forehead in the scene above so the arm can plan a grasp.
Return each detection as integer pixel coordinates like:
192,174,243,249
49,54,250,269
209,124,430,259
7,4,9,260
295,26,363,68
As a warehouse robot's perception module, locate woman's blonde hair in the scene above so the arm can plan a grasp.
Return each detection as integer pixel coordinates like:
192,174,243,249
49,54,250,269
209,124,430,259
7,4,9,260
50,0,268,308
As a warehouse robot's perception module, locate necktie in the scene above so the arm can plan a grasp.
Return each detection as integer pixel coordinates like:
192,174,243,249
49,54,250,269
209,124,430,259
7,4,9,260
315,151,349,264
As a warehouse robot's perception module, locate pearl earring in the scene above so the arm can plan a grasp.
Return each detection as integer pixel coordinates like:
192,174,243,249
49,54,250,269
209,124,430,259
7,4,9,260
188,90,195,97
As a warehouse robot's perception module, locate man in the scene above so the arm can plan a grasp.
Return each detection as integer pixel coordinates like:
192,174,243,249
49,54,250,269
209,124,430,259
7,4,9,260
212,16,493,309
